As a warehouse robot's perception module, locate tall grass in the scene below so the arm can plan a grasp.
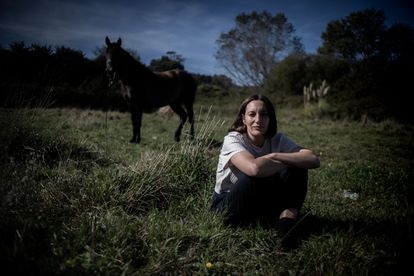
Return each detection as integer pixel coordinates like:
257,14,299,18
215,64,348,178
0,103,413,275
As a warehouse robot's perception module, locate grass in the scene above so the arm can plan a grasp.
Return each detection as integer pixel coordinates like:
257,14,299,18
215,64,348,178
0,96,413,275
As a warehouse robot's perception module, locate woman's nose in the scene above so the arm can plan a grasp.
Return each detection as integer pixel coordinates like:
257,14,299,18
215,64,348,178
256,114,263,122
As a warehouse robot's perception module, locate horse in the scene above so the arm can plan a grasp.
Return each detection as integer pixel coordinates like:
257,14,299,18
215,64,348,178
104,36,196,144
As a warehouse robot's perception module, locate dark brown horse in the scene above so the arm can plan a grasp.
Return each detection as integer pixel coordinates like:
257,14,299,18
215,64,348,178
104,36,196,144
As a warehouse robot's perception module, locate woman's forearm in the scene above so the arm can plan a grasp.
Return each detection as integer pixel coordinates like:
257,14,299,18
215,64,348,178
231,149,320,178
269,149,320,169
231,151,287,177
252,155,288,177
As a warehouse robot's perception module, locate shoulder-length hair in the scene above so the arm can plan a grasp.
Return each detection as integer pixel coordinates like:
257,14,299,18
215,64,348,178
229,94,277,138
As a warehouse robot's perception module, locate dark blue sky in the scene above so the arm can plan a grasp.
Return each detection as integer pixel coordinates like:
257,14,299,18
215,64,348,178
1,0,413,75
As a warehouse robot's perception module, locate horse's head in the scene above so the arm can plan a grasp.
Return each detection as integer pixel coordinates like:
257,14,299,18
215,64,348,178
105,36,122,86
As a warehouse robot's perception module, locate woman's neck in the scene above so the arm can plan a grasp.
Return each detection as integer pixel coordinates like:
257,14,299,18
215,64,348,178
245,133,265,148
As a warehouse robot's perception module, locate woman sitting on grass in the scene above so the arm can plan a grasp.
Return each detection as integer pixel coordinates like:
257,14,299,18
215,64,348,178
211,94,320,251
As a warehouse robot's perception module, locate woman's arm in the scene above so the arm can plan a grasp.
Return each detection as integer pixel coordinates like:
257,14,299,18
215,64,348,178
230,149,320,178
272,149,320,169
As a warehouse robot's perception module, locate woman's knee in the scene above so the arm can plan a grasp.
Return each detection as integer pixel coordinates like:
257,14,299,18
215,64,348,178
286,167,308,181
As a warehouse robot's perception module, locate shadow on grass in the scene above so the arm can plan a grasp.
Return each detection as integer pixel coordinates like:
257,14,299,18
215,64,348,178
293,214,413,274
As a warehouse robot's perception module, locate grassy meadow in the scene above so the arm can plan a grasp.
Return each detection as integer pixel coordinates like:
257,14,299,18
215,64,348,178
1,93,413,275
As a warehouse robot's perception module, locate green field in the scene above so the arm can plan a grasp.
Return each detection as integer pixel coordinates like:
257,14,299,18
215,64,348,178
1,95,413,275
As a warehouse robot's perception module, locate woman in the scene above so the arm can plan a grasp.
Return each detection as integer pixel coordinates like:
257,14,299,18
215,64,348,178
211,94,320,250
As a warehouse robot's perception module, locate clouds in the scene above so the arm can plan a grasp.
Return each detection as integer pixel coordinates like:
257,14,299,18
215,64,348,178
113,1,234,74
102,0,230,73
1,0,413,75
2,0,105,47
1,0,232,74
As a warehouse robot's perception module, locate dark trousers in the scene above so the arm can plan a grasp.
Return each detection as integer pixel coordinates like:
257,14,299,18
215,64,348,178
211,168,308,227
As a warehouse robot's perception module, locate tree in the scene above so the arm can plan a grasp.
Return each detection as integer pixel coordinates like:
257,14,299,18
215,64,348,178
318,9,386,62
54,46,90,85
379,23,414,63
149,51,185,71
318,8,414,122
215,11,303,86
264,53,350,102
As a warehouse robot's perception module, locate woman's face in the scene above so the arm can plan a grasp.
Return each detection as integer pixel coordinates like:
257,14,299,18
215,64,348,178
242,100,269,144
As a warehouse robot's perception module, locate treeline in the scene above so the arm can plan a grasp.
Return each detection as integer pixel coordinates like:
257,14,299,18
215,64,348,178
216,9,414,123
1,8,413,123
0,43,232,111
264,20,414,122
0,42,123,110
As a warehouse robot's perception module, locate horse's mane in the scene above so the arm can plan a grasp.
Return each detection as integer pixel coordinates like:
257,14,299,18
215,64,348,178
118,47,153,77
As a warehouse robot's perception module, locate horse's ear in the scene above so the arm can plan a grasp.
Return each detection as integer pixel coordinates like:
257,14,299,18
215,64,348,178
105,36,111,46
117,38,122,46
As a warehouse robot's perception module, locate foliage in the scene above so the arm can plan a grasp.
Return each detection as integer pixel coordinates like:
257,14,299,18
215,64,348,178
0,42,116,110
264,8,414,122
2,8,413,123
318,9,387,61
193,73,235,99
149,51,185,71
317,8,414,122
264,53,309,98
193,73,234,89
380,23,414,63
264,53,350,104
303,80,333,118
215,11,303,86
0,42,235,112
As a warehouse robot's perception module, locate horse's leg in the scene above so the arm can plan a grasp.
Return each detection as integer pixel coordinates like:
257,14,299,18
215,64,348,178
130,103,142,144
185,102,195,140
170,104,187,142
181,72,196,140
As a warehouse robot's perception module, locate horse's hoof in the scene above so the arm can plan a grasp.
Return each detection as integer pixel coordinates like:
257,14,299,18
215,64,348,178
130,138,140,144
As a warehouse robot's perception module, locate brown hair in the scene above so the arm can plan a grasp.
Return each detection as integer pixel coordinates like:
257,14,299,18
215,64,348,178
229,94,277,138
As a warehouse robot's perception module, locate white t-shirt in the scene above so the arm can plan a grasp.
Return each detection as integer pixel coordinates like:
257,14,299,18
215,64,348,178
215,131,302,194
